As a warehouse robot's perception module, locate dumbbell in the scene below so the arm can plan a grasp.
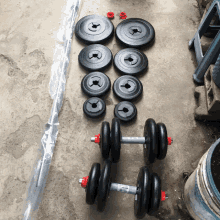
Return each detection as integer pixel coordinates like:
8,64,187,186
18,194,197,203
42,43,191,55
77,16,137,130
91,117,173,163
79,159,168,219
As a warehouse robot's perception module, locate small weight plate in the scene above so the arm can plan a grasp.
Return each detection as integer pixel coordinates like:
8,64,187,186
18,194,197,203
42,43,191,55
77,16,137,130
100,121,111,160
75,15,114,44
86,163,101,205
83,97,106,118
156,123,168,160
111,118,121,163
116,18,155,48
97,159,112,212
134,166,151,219
143,119,158,164
78,44,113,72
147,173,161,215
113,75,143,101
114,101,137,122
81,72,111,97
114,48,148,76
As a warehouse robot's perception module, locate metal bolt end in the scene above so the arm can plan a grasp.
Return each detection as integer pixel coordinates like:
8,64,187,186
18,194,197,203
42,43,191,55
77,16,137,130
79,179,83,184
91,137,95,142
165,194,168,199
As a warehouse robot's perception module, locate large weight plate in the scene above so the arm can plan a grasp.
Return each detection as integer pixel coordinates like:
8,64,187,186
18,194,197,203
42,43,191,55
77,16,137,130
83,97,106,118
134,166,151,219
156,123,168,160
147,173,161,215
113,75,143,101
97,159,112,212
114,48,148,76
111,118,121,163
143,119,157,164
75,15,114,45
116,18,155,48
100,121,111,160
86,163,101,205
81,72,111,97
78,44,113,72
114,101,137,122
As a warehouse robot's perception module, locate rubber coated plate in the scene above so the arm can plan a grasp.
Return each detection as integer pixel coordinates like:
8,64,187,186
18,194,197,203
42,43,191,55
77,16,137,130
110,118,121,163
148,173,161,215
81,72,111,97
114,48,148,76
114,101,137,122
134,166,151,219
143,119,158,164
116,18,155,48
100,121,111,159
157,123,168,160
86,163,101,205
97,159,112,212
83,97,106,118
113,75,143,101
75,15,114,44
78,44,113,72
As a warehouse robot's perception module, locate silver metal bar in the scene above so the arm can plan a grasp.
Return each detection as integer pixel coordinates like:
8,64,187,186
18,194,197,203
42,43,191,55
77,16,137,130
91,137,95,142
110,183,137,195
121,137,145,144
22,1,82,219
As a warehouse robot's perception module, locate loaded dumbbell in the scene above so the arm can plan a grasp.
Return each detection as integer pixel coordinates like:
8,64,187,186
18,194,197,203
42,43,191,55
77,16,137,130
91,117,173,163
79,159,168,219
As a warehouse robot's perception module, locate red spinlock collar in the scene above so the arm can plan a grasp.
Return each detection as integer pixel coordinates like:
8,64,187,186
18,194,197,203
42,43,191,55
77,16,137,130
81,176,89,188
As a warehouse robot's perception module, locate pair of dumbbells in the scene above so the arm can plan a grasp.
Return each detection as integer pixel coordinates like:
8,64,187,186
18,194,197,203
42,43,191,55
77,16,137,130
91,117,173,163
79,159,168,219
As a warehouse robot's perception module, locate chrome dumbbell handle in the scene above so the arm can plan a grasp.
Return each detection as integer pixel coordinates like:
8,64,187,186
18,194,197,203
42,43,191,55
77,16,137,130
79,178,137,195
91,136,146,144
121,137,146,144
110,183,138,195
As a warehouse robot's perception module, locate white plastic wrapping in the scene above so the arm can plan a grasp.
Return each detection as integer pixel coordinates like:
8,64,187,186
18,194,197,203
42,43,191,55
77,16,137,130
22,0,82,219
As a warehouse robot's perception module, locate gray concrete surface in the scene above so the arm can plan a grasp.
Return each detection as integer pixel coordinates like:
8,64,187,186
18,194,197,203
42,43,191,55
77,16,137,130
0,0,219,219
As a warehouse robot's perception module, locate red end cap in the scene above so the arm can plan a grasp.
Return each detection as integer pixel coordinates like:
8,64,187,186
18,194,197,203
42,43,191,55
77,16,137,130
168,137,172,145
95,134,100,144
107,12,114,18
161,191,166,201
81,176,89,188
120,12,127,19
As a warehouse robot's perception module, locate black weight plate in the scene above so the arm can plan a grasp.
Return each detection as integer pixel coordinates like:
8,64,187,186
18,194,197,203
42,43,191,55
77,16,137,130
83,97,106,118
111,118,121,163
100,121,111,160
157,123,168,160
78,44,113,72
86,163,101,205
97,159,112,212
143,119,157,164
75,15,114,45
134,166,151,219
114,101,137,122
81,72,111,97
148,173,161,215
113,75,143,101
114,48,148,76
116,18,155,48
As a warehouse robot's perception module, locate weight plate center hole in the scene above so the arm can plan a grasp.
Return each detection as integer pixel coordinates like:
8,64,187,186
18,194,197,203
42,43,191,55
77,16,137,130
92,103,97,108
125,83,131,89
133,29,139,33
123,107,128,112
128,57,133,62
93,80,99,85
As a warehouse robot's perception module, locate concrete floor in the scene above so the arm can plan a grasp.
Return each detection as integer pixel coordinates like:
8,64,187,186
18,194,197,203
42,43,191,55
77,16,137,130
0,0,219,219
